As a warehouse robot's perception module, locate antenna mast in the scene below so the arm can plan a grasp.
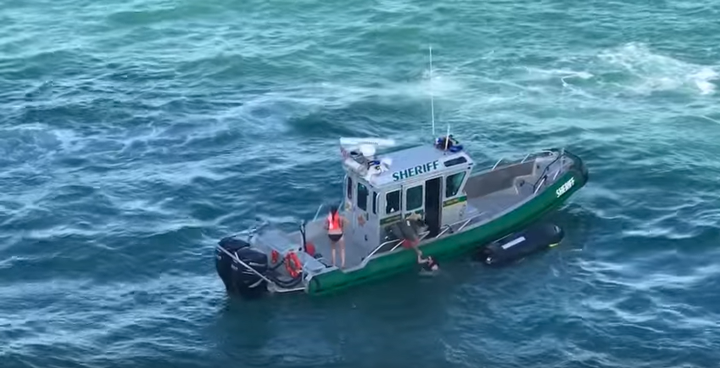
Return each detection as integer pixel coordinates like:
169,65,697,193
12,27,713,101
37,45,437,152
429,45,435,137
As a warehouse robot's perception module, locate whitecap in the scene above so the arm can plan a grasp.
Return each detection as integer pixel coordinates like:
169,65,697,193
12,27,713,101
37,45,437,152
598,42,718,96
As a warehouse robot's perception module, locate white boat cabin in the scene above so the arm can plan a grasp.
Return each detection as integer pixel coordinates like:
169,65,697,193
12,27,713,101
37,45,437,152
339,137,474,249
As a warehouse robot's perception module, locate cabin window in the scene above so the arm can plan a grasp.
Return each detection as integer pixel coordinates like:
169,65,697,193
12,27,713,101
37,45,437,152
445,171,466,198
357,182,368,211
372,191,377,214
385,190,400,214
346,176,353,200
405,185,423,211
443,156,467,168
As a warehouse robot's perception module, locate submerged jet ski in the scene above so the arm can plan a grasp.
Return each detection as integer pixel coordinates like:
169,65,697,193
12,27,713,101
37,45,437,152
479,222,564,266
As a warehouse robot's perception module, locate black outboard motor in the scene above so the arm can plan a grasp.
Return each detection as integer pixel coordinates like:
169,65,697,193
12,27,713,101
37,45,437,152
480,223,564,266
216,236,250,291
229,247,269,298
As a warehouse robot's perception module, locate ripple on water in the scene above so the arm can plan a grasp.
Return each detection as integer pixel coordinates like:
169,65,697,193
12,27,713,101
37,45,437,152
2,0,720,367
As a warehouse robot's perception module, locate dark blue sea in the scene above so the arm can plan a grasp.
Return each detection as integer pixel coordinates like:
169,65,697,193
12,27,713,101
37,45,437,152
1,0,720,367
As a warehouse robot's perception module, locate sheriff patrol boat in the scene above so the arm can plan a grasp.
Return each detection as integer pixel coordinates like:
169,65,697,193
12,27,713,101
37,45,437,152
214,134,589,298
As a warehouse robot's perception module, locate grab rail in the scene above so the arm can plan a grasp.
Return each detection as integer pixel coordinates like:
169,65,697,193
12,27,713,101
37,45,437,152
429,210,488,240
313,198,347,222
493,150,556,171
314,175,349,221
531,150,567,193
227,220,269,243
436,225,453,237
432,210,489,239
456,210,487,232
521,150,556,163
533,177,545,194
366,231,418,260
312,203,324,222
491,158,504,170
457,217,475,232
361,210,488,265
390,230,430,252
361,229,430,265
368,238,404,258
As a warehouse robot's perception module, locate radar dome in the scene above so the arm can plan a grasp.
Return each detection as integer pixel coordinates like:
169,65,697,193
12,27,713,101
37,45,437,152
359,144,376,158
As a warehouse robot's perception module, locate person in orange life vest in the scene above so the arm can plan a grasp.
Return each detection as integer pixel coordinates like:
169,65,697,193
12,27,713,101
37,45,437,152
324,204,347,268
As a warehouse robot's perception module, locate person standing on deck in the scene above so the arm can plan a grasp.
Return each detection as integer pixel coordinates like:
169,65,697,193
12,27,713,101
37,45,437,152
324,204,347,268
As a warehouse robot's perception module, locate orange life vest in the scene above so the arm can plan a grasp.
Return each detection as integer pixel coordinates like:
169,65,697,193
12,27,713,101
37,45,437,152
327,213,341,230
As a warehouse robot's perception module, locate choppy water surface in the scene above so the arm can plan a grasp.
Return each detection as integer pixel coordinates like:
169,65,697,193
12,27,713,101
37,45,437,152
1,0,720,367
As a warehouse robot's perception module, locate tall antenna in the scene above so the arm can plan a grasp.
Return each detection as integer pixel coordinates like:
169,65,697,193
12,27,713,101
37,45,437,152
445,124,451,150
429,45,435,137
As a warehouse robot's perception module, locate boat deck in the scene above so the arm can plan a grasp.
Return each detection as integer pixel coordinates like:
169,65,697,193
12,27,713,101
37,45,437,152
464,182,536,224
304,186,532,272
297,152,568,273
304,230,368,270
465,187,526,222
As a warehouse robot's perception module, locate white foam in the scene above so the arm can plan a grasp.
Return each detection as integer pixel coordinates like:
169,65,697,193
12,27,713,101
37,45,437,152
692,67,718,95
0,123,87,168
523,67,595,82
282,70,467,105
599,42,718,96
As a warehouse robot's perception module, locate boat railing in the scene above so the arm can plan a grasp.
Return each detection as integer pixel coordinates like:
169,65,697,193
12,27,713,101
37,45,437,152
457,212,485,232
362,229,431,265
520,150,556,164
312,203,324,222
218,244,312,293
361,210,488,266
312,197,347,222
227,219,270,243
423,210,489,240
532,149,567,193
450,210,488,234
437,224,453,238
361,240,396,264
533,177,545,194
491,150,557,170
552,166,562,180
491,158,505,170
250,220,270,236
390,230,431,252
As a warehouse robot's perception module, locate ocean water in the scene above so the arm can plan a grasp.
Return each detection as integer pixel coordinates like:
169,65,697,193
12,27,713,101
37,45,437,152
1,0,720,367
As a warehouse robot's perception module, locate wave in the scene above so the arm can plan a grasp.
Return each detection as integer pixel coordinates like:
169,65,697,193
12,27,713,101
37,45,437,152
598,42,718,95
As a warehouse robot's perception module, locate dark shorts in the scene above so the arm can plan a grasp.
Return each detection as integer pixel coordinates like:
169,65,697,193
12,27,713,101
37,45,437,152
328,234,343,242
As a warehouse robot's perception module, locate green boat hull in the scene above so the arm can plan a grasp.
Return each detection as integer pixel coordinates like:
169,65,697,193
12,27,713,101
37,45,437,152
307,151,589,295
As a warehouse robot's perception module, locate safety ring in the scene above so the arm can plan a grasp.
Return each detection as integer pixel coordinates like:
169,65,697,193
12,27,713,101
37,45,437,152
284,252,303,278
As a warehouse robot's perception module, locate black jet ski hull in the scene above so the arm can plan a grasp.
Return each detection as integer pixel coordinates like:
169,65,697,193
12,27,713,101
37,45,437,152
480,222,564,266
